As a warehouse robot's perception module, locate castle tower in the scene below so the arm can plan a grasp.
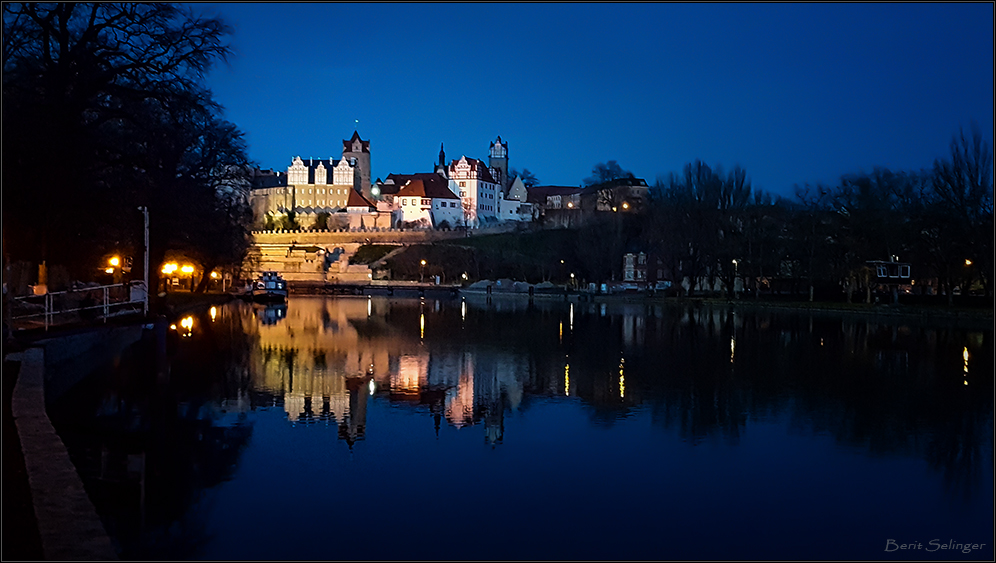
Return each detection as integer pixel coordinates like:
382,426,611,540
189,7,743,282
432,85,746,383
342,131,372,198
489,136,509,193
434,142,448,178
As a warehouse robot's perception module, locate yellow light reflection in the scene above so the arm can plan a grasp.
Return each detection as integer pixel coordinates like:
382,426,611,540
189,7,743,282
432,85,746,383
559,321,563,342
569,302,574,330
730,337,736,363
369,379,376,396
564,363,570,396
461,299,466,322
419,313,425,340
210,306,217,322
963,346,969,373
619,356,625,398
367,296,372,317
178,316,194,337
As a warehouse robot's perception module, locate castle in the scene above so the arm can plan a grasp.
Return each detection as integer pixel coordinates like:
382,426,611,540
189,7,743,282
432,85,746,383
250,133,533,230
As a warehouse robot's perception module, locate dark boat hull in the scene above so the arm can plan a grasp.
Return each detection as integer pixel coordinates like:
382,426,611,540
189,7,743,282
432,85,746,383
251,291,287,303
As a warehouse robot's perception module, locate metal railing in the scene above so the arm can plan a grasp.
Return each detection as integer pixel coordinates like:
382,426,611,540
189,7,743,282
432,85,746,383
9,281,148,331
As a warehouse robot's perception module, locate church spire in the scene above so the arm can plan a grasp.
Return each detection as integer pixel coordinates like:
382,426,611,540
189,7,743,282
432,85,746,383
438,142,445,167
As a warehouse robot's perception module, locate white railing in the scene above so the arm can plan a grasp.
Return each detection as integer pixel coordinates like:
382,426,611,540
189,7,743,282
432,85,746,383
10,281,147,331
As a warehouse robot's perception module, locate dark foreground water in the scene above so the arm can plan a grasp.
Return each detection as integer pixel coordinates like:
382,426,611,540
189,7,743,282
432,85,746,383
48,296,993,560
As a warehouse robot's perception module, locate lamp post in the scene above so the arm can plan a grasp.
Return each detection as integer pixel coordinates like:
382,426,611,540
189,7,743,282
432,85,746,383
139,206,149,315
732,259,739,299
420,259,426,283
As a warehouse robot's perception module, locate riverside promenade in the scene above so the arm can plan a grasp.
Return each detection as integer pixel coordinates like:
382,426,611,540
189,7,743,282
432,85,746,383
2,293,232,560
4,342,120,560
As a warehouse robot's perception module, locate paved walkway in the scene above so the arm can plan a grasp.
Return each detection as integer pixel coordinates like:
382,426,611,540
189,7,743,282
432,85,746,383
5,347,118,560
3,356,44,560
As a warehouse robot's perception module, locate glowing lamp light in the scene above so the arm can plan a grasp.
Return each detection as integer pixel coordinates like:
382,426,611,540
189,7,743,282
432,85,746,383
109,256,120,267
622,202,629,210
180,265,194,274
162,263,178,274
210,306,217,321
420,259,426,266
964,259,972,266
104,267,114,274
210,271,219,279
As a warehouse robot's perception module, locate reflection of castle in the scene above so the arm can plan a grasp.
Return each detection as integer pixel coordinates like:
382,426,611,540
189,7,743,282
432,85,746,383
244,297,526,445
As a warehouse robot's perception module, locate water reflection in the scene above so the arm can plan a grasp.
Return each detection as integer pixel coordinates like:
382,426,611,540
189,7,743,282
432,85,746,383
48,296,992,560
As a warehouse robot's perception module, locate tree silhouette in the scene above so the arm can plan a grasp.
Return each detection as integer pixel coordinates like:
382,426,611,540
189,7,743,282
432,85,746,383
2,3,251,285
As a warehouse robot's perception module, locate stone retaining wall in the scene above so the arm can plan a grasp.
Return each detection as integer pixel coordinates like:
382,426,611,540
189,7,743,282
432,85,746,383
11,347,118,560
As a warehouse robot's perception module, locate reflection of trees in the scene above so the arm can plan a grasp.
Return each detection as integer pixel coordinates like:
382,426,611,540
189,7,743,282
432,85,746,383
48,304,257,559
545,302,992,495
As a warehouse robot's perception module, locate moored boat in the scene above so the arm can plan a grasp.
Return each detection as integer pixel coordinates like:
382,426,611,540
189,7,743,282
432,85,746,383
251,271,288,302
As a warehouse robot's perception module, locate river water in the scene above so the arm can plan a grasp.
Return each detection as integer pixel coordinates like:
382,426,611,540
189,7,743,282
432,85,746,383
48,295,993,560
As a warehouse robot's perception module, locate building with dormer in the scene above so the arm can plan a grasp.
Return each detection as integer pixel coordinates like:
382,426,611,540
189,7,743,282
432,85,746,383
249,131,372,228
449,155,500,227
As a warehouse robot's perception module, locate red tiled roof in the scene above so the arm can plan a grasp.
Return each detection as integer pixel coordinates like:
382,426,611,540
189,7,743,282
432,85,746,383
346,188,375,209
396,176,459,199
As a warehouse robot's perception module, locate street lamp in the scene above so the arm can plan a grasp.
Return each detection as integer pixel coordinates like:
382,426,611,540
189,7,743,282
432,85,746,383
420,259,426,283
138,206,149,315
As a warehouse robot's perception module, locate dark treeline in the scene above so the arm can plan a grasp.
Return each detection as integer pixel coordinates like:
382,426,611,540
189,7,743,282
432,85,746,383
3,3,252,292
605,126,993,303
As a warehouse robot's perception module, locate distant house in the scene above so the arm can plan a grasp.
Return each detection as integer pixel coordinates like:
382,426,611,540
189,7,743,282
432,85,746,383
527,186,583,211
580,177,649,212
395,175,462,228
622,252,648,283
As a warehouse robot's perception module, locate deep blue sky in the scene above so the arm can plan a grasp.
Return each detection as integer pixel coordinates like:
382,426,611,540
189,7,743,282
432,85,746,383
196,3,993,196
